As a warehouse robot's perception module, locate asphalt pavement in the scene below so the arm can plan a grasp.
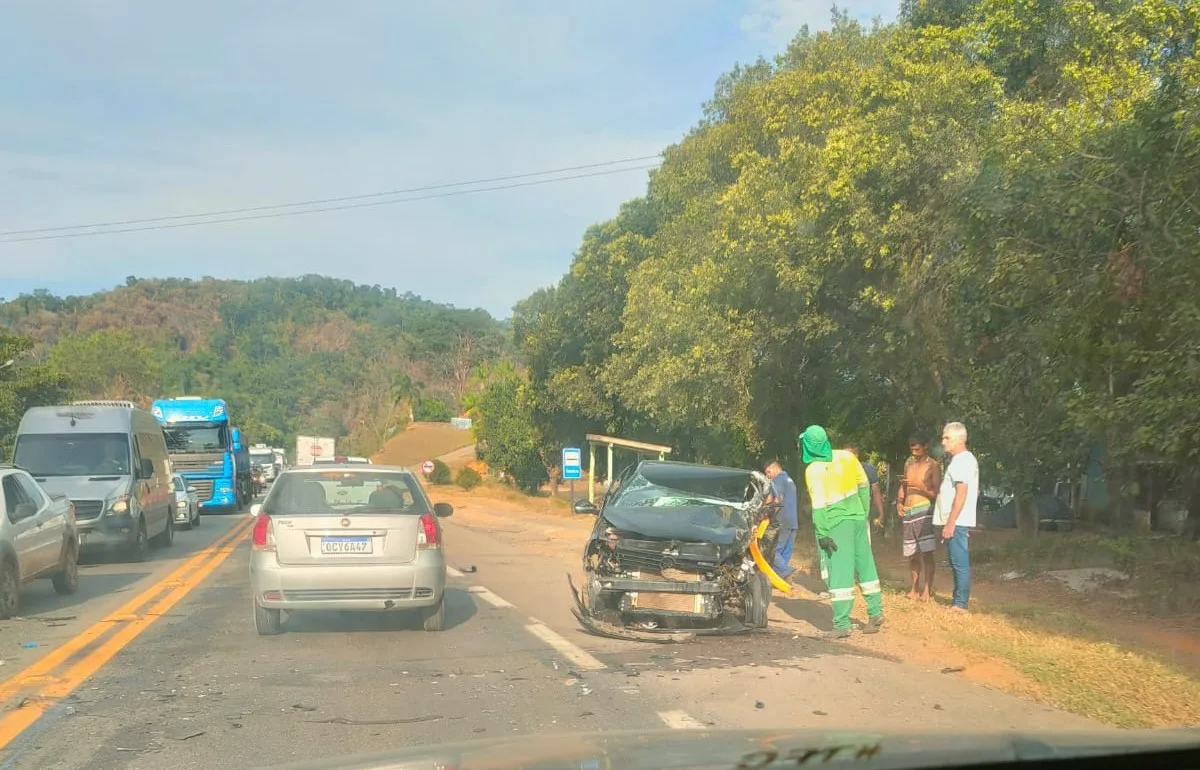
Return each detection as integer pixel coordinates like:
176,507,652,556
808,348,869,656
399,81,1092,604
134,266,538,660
0,498,1105,770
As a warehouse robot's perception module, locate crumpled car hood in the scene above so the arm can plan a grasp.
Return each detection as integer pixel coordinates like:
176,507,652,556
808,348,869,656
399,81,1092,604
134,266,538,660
257,726,1200,770
602,504,746,545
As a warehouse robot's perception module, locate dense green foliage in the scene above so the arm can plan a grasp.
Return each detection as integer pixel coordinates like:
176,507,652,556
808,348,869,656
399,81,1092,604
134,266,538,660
0,331,69,459
455,465,483,490
429,458,453,485
475,0,1200,522
0,276,511,457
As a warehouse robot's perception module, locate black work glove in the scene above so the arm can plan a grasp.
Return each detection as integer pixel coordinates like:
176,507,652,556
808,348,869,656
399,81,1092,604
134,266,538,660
818,537,837,554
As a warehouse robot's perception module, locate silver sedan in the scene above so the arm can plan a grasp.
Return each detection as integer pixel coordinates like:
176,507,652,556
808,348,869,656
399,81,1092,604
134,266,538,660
171,473,201,530
248,464,452,635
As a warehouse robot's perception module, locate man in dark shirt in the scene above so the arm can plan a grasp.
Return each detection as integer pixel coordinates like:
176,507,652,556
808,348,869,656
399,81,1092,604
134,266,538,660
764,460,798,580
845,444,885,536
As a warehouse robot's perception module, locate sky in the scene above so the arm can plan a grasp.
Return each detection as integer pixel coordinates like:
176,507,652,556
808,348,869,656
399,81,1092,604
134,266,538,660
0,0,897,319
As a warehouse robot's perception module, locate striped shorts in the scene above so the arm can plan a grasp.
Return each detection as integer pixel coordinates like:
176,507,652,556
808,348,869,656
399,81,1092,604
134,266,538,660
901,504,936,557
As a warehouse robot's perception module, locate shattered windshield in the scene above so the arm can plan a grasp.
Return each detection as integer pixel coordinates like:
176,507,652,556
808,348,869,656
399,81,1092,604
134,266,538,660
602,464,758,544
609,464,756,509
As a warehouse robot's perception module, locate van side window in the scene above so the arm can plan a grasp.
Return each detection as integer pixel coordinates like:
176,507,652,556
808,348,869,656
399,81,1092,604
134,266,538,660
142,432,167,478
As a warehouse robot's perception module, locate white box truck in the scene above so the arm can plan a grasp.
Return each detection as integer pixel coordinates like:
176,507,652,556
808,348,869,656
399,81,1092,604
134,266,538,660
295,435,335,467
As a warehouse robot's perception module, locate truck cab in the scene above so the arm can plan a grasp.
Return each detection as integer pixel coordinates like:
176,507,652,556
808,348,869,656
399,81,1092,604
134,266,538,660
151,397,246,512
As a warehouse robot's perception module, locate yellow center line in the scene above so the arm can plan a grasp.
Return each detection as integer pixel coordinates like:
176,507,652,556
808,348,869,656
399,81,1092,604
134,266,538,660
0,518,252,709
0,522,253,747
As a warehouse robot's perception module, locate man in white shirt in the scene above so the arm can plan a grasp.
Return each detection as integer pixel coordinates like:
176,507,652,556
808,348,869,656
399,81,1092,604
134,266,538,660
934,421,979,612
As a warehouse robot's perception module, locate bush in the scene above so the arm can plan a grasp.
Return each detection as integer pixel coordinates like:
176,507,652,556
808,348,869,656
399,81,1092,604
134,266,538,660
455,466,482,490
414,397,453,422
429,459,452,485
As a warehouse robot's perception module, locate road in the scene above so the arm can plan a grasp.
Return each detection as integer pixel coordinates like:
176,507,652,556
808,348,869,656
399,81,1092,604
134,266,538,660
0,491,1105,770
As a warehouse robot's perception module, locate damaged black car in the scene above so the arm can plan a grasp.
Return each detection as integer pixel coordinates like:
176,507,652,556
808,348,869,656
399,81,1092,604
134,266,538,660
568,460,780,642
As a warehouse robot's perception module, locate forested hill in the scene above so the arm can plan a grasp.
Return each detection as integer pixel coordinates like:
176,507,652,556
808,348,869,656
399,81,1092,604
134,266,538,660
0,275,511,455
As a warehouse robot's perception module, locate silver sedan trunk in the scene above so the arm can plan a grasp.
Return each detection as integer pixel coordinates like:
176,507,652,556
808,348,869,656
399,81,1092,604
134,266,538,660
272,512,420,566
249,467,452,636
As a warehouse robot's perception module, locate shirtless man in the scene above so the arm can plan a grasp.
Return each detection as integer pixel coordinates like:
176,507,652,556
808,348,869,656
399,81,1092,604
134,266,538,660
896,434,941,601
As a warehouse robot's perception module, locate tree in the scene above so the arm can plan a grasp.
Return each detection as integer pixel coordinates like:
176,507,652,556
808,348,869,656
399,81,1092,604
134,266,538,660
472,370,549,494
47,329,162,402
0,332,68,460
484,0,1200,530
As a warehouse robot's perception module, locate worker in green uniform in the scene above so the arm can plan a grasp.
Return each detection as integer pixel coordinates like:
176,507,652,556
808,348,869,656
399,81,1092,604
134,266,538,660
800,425,885,638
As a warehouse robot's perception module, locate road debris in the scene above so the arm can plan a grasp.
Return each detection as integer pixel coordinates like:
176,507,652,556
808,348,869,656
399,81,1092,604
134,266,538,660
303,715,442,725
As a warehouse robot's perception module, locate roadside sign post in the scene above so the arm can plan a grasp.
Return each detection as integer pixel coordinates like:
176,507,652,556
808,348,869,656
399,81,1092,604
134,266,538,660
562,447,582,506
421,460,435,479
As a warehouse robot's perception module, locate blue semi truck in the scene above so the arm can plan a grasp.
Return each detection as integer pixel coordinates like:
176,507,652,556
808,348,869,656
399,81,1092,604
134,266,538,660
151,397,252,512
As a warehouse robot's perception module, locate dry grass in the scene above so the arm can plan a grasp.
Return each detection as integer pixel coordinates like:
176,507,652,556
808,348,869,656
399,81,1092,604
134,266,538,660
878,588,1200,727
787,534,1200,728
370,422,475,468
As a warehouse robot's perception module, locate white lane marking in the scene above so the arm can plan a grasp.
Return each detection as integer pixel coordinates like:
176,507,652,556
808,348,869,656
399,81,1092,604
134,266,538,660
446,566,464,578
468,585,515,608
658,710,706,729
525,617,607,671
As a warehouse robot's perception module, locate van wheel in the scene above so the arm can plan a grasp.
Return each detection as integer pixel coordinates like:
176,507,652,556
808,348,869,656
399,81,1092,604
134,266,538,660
0,559,19,620
152,515,174,548
127,520,149,562
192,507,201,528
254,599,282,635
52,539,79,595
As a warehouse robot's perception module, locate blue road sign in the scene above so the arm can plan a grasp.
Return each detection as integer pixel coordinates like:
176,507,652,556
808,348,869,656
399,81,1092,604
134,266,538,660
562,447,582,480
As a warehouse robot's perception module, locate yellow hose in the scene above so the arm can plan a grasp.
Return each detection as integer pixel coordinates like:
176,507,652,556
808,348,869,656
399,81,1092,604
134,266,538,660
750,518,792,592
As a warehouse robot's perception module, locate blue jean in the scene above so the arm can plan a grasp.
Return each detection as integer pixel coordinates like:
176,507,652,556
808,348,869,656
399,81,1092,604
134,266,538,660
946,526,971,608
774,526,797,578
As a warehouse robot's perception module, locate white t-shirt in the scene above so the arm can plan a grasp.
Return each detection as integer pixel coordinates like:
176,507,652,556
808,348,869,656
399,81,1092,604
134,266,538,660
934,450,979,528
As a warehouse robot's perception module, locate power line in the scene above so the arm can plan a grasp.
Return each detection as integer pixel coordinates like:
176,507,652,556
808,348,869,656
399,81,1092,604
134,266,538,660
0,164,660,244
0,154,663,237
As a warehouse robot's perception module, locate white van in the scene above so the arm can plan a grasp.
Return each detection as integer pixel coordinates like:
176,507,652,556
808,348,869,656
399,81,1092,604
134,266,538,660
13,401,175,561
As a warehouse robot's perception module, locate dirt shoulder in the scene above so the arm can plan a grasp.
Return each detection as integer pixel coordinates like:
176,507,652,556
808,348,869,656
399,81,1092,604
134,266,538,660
371,422,475,467
429,481,1200,729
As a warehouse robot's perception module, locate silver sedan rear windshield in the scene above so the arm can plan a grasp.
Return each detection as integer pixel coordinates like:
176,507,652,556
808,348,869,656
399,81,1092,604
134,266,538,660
265,471,430,515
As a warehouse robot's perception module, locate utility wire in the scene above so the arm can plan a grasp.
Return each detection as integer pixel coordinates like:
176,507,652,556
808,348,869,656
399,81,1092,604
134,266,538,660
0,163,660,244
0,154,663,237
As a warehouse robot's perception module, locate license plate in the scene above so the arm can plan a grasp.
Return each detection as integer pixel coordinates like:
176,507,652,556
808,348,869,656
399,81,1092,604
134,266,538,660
320,536,372,555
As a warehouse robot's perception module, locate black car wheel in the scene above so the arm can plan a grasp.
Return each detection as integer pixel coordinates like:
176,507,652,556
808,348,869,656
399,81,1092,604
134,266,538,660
127,519,149,562
52,539,79,595
744,571,770,629
0,559,20,620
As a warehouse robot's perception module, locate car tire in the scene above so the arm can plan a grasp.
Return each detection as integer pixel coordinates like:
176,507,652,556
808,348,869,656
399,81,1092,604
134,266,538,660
421,596,446,632
0,559,19,620
254,598,282,636
745,571,770,629
152,515,174,548
52,538,79,595
192,506,201,528
127,519,149,562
